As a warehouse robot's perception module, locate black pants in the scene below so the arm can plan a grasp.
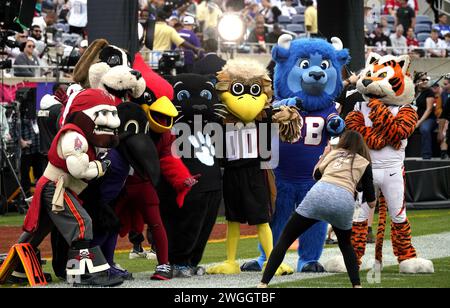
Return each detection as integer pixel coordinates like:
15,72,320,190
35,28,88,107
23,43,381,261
261,212,361,286
160,190,222,266
20,153,44,196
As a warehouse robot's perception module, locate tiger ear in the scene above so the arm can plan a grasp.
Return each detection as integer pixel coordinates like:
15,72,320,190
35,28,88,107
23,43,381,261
396,55,411,75
365,52,381,67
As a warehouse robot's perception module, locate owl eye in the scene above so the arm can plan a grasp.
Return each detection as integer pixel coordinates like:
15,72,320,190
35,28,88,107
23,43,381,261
320,60,330,70
299,60,310,69
200,90,212,100
250,84,262,96
124,120,139,134
231,83,245,96
176,90,190,101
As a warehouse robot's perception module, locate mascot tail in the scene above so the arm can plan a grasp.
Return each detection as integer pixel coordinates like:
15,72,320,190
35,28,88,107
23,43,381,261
375,194,388,264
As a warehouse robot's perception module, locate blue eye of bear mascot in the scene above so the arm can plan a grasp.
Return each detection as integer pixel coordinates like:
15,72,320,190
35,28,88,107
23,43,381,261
242,35,350,273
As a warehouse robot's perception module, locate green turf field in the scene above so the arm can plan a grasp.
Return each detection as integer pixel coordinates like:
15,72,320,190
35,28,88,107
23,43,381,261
273,256,450,288
2,209,450,288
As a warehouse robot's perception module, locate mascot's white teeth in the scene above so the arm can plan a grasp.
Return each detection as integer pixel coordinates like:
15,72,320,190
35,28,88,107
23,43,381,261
94,126,115,135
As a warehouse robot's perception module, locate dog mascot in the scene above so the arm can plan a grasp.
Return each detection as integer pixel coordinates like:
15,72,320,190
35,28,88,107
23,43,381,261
243,36,349,273
206,58,300,275
19,88,124,287
342,53,433,274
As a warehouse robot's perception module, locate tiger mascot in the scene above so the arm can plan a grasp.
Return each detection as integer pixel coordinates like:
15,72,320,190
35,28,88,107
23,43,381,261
326,53,434,274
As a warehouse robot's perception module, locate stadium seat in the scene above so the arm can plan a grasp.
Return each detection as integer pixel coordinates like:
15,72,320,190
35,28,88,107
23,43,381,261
416,15,433,26
291,14,305,24
295,6,305,14
286,24,305,34
415,24,431,34
417,32,430,43
278,15,291,24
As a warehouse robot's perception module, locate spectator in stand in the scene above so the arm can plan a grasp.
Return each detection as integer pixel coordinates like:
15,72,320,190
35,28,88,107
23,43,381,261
380,16,392,37
259,0,281,24
168,15,180,28
197,0,222,39
367,23,392,55
433,14,450,39
406,26,419,47
424,29,447,57
153,7,202,55
395,0,415,35
14,39,41,77
248,22,268,53
192,38,226,76
178,16,201,73
384,0,401,15
280,0,297,18
304,0,318,36
429,81,448,159
67,0,87,37
442,75,450,107
406,26,423,58
445,33,450,56
414,72,437,159
266,23,283,44
390,24,408,55
30,25,46,57
439,76,450,159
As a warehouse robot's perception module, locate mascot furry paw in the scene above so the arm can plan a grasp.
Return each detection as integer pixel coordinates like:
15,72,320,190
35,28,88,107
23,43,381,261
244,35,349,273
343,52,433,274
72,39,146,101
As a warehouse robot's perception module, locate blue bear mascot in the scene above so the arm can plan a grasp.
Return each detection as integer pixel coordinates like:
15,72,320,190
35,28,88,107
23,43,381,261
243,35,349,273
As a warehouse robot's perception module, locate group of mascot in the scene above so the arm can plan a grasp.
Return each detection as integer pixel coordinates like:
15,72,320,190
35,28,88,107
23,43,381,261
0,34,433,287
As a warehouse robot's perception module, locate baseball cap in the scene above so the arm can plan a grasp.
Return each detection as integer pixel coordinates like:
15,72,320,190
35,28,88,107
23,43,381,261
182,16,195,25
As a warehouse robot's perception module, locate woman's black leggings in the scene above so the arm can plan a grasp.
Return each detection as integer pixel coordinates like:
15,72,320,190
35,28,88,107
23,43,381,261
261,213,361,286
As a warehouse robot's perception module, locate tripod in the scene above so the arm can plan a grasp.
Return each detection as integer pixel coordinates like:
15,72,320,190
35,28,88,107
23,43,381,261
0,48,28,215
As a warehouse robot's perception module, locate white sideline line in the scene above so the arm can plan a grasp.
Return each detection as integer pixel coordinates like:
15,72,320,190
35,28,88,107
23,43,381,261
47,232,450,288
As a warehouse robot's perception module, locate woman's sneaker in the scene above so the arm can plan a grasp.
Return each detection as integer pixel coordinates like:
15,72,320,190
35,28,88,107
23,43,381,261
151,264,173,280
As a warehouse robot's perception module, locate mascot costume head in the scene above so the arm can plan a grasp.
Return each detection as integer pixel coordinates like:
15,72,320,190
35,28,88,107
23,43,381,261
72,39,146,102
272,35,350,112
216,58,272,123
356,52,415,106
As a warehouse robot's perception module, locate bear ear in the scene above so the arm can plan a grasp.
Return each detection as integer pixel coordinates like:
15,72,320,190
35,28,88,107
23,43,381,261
336,49,350,67
366,52,381,67
272,34,292,63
